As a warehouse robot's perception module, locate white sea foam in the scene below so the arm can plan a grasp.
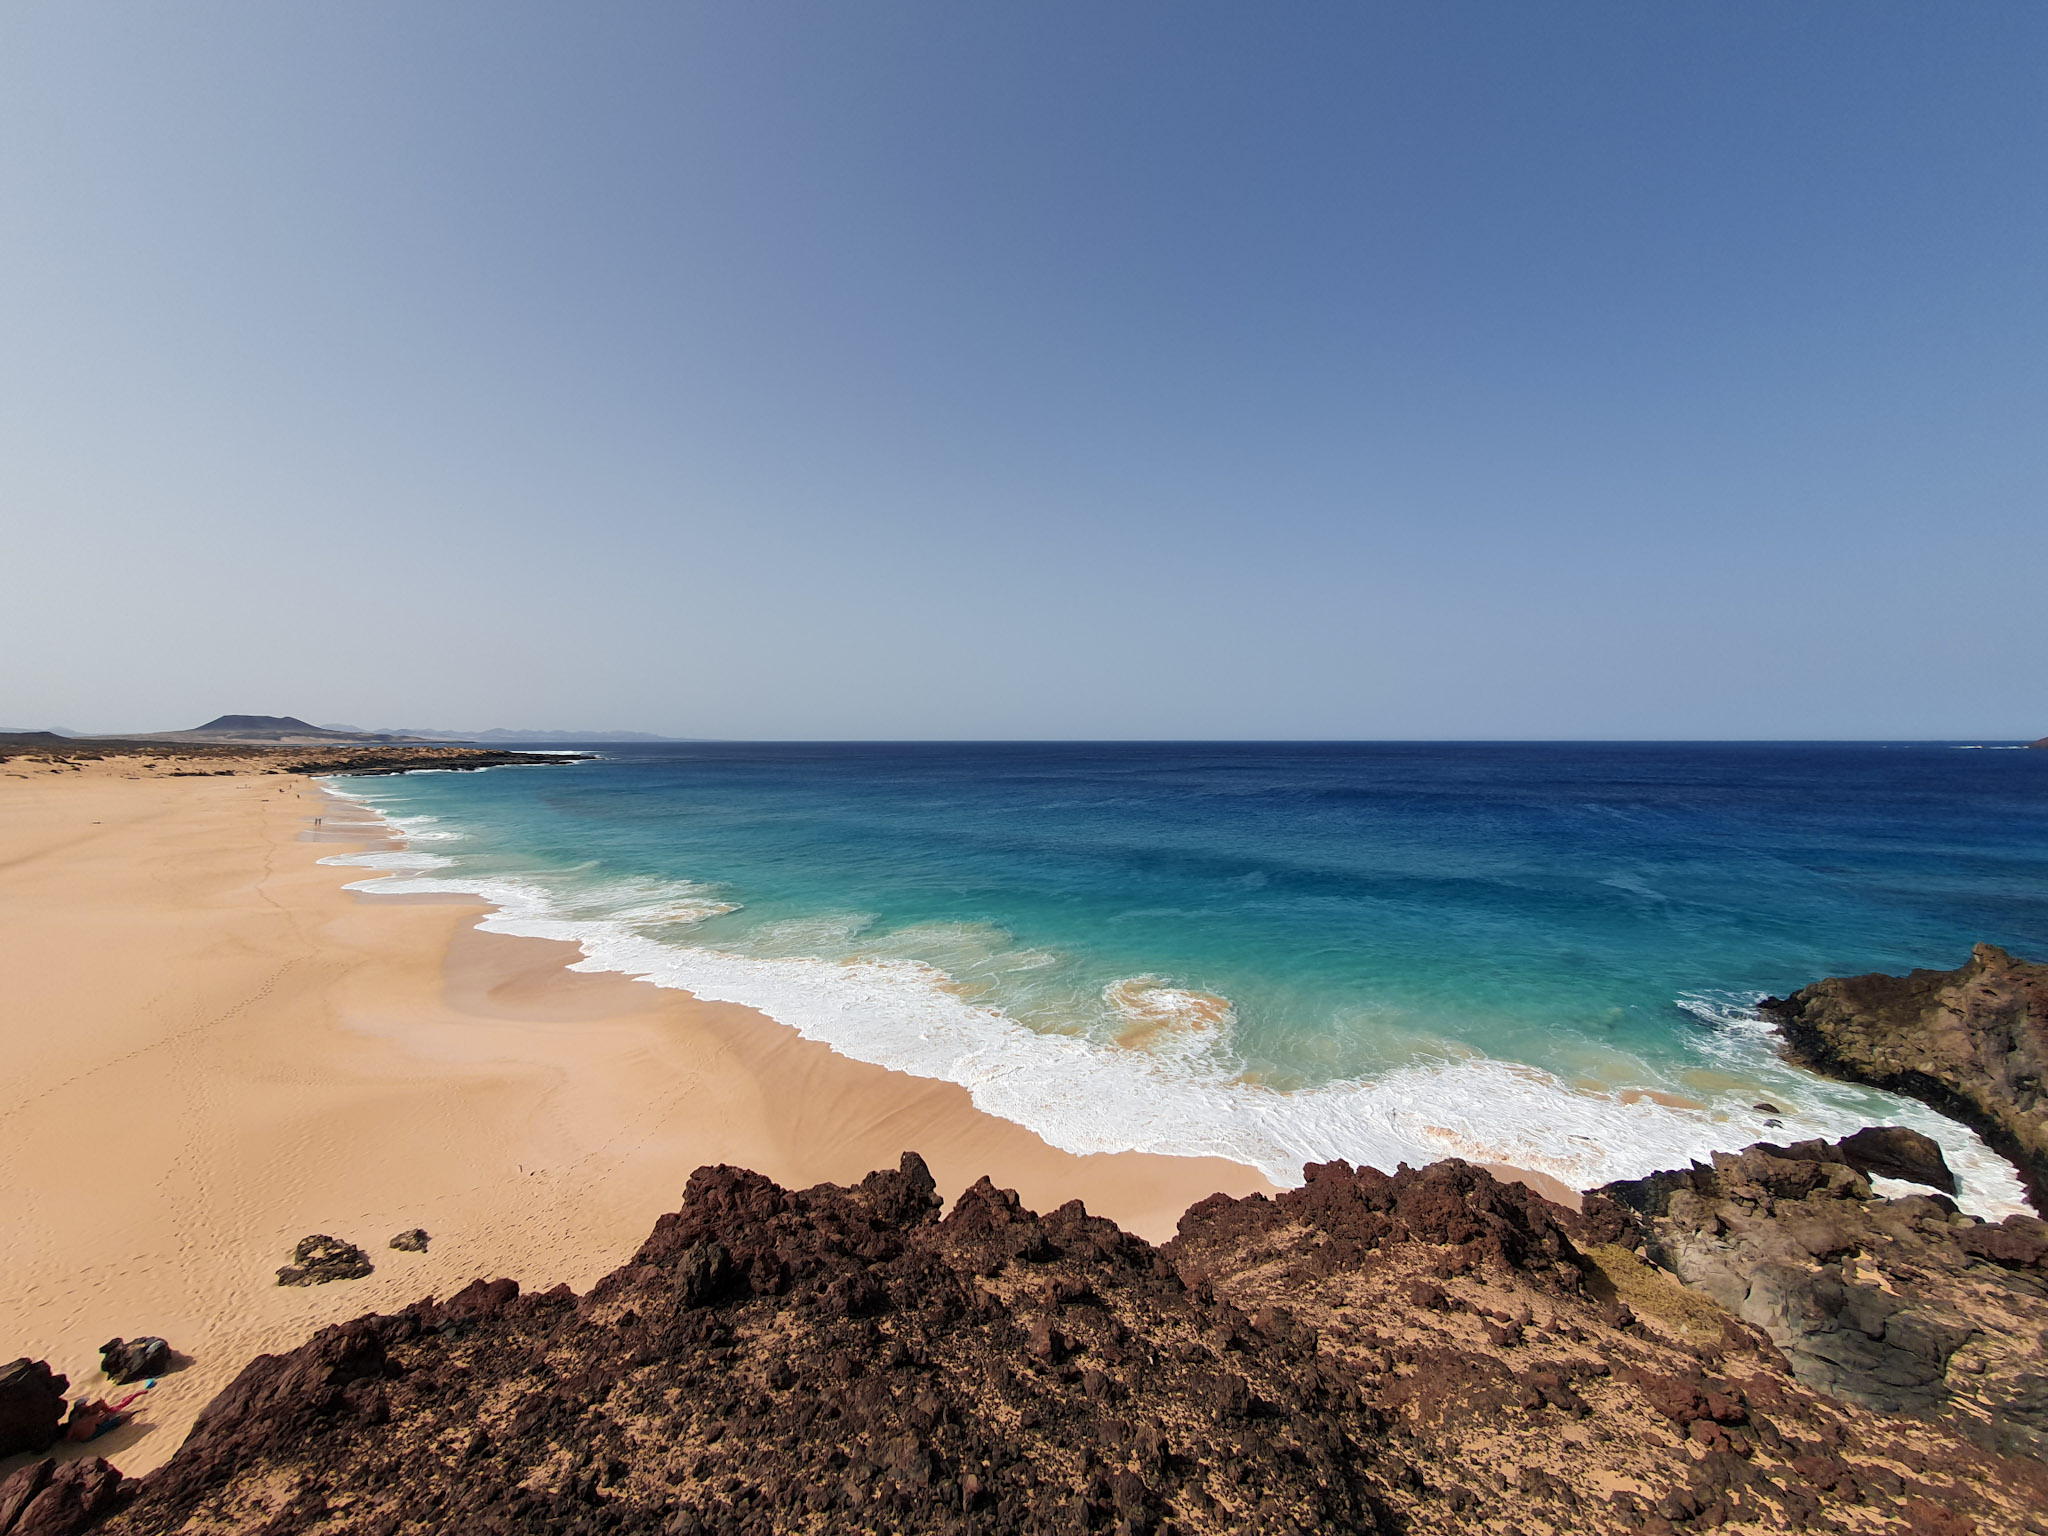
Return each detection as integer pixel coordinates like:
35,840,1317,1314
316,782,2036,1222
319,848,455,872
1104,976,1238,1062
549,874,739,928
376,812,464,843
1671,991,2029,1216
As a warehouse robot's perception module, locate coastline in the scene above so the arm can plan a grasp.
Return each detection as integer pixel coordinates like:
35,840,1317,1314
0,762,1274,1476
322,749,2043,1222
15,754,2029,1486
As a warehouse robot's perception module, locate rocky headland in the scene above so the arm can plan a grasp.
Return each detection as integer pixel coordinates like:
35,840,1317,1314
0,736,591,777
1762,946,2048,1212
1596,1132,2048,1462
5,1139,2046,1536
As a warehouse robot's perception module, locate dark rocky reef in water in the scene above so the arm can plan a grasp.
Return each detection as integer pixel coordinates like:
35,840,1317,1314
19,1151,2044,1536
277,747,594,776
1762,945,2048,1212
1596,1134,2048,1462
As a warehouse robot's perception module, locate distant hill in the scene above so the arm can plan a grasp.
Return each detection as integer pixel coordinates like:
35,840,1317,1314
194,714,349,737
102,715,435,745
10,716,676,746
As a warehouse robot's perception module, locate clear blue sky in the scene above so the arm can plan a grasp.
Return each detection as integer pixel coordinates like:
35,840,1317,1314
3,3,2042,738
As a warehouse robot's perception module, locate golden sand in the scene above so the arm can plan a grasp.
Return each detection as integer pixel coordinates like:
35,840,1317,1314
0,763,1272,1475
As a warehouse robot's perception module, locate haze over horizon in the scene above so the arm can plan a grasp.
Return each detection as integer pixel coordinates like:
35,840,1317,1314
3,4,2043,740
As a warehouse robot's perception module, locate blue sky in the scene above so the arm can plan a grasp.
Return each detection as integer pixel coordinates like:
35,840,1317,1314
3,4,2042,738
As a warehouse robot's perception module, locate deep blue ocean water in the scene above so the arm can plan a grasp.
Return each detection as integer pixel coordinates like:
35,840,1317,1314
327,742,2046,1213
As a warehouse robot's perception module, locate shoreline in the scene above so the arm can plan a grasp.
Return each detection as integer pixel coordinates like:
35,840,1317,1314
324,771,2033,1221
322,776,1601,1211
0,764,1275,1477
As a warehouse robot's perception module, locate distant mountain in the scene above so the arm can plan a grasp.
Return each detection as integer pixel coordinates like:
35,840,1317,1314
195,714,345,736
111,715,434,745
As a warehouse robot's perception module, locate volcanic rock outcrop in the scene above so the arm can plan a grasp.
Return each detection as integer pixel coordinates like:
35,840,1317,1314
95,1341,171,1388
1598,1134,2048,1461
22,1151,2036,1536
0,1360,66,1459
0,1459,124,1536
1830,1126,1957,1194
0,737,589,775
1763,945,2048,1210
275,1235,374,1287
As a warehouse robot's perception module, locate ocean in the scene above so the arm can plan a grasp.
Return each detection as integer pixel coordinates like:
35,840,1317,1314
323,741,2047,1217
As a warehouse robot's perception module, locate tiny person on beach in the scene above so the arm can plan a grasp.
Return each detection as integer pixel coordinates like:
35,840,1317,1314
65,1381,152,1441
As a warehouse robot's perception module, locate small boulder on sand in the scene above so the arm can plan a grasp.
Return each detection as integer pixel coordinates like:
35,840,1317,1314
98,1336,172,1384
276,1234,374,1286
389,1229,430,1253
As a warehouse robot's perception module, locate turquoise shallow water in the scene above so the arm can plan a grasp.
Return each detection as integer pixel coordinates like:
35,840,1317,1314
325,742,2047,1214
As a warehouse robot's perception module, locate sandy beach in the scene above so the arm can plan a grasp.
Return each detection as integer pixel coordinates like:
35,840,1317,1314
0,761,1274,1477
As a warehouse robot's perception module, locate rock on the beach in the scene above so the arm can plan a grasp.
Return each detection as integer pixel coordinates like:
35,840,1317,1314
0,1357,68,1458
275,1234,373,1286
98,1337,172,1385
1762,942,2048,1209
387,1229,429,1253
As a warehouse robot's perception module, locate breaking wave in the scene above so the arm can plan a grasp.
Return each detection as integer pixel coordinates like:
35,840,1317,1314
315,782,2033,1221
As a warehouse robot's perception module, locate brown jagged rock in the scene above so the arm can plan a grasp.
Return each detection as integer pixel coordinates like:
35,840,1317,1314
95,1339,170,1386
274,1234,373,1286
1762,944,2048,1209
58,1149,2046,1536
2,1459,125,1536
388,1229,430,1253
0,1359,67,1458
1834,1125,1958,1193
0,1459,55,1533
1598,1137,2048,1460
